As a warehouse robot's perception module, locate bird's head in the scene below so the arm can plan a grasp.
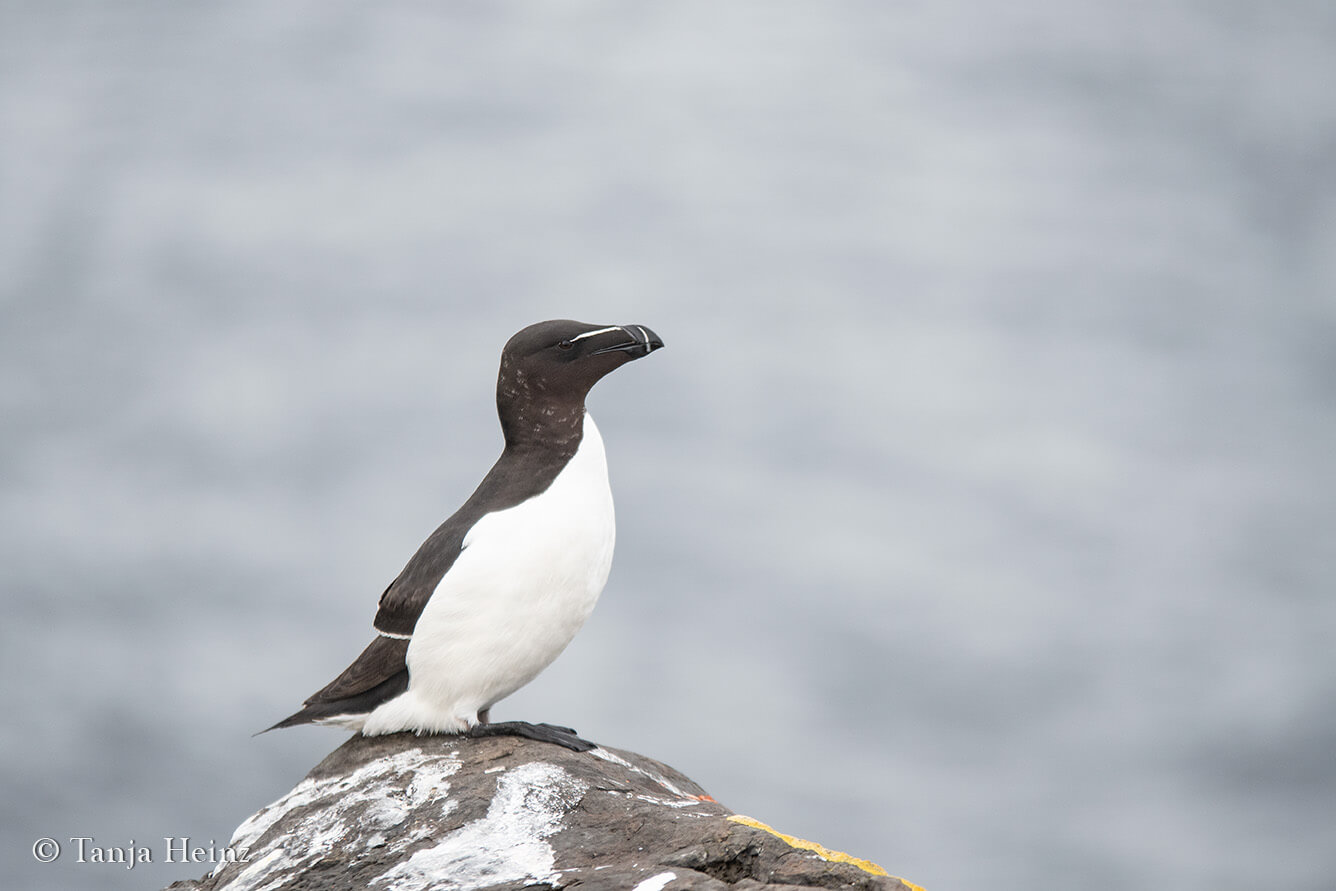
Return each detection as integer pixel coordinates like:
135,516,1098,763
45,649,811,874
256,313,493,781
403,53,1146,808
496,320,664,446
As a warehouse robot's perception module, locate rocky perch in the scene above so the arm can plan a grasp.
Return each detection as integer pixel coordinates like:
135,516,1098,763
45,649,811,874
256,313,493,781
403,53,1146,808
164,732,921,891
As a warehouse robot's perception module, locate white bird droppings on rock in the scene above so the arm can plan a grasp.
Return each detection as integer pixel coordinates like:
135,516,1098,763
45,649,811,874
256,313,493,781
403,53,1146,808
214,748,460,891
632,870,677,891
589,748,697,801
372,761,587,891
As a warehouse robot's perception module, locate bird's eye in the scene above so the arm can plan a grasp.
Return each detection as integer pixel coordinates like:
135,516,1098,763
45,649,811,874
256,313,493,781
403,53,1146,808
557,339,574,351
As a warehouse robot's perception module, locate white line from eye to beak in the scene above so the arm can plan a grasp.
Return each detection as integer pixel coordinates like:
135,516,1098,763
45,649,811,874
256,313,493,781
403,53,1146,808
569,326,623,342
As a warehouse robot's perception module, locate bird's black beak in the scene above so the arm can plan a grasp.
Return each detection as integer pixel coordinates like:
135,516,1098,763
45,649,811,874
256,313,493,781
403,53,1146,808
589,324,665,357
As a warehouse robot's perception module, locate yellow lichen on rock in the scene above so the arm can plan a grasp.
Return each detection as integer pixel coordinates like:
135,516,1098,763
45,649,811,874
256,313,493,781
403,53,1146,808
725,815,924,890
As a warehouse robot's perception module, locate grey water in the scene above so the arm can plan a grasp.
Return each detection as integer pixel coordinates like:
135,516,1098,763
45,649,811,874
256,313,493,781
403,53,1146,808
3,3,1334,890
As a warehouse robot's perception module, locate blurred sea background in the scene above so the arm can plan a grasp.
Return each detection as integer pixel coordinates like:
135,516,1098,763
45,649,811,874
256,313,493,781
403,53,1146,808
3,3,1334,890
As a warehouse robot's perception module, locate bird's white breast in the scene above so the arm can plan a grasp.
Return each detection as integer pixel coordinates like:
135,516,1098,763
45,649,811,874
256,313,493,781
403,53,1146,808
362,414,615,735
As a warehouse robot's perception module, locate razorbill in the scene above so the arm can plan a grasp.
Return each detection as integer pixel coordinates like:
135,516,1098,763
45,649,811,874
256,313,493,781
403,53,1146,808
268,320,664,750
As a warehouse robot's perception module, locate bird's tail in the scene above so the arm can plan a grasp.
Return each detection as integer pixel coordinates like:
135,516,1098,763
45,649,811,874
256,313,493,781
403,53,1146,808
258,670,410,735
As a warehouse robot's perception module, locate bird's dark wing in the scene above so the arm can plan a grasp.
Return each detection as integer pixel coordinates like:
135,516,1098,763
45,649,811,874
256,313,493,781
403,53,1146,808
373,445,576,636
372,517,472,637
265,528,461,731
267,514,477,730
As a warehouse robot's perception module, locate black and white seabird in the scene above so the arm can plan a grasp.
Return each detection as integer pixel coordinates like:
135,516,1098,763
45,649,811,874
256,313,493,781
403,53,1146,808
268,320,663,750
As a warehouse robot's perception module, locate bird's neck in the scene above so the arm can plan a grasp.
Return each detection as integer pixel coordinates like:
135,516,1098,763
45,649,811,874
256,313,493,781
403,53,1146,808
498,397,586,456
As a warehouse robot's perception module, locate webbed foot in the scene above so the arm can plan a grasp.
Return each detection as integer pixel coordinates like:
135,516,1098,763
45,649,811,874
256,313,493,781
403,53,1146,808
465,720,595,752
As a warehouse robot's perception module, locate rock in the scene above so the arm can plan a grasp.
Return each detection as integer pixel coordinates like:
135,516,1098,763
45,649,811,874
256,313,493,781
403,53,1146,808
164,732,920,891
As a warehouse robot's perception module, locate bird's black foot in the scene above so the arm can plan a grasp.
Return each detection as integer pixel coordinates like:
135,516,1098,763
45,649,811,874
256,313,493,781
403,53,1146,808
465,721,596,752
